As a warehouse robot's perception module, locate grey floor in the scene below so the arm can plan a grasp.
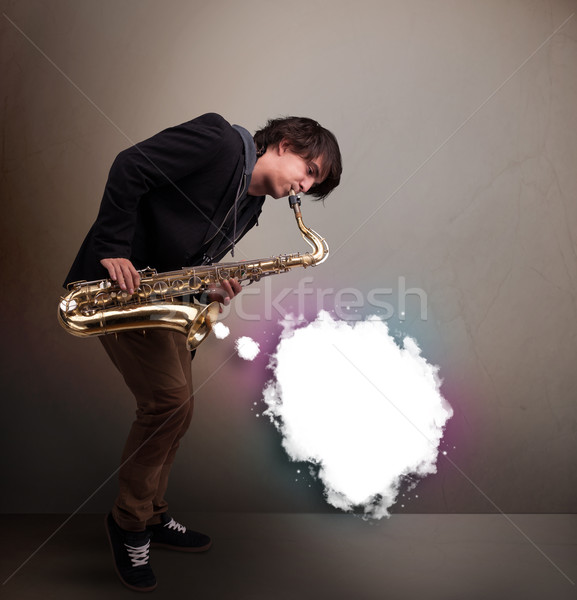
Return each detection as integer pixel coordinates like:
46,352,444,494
1,513,576,599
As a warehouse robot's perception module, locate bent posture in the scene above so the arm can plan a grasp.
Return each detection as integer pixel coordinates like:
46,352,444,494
63,113,342,592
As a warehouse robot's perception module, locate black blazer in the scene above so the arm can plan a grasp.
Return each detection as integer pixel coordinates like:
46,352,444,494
64,113,262,286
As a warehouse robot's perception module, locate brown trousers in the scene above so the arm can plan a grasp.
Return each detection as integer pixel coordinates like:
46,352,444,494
99,329,194,532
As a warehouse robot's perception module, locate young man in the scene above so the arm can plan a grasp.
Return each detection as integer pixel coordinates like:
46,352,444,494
63,113,342,592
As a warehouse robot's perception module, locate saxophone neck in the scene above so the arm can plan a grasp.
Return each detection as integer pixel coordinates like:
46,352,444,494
288,189,329,265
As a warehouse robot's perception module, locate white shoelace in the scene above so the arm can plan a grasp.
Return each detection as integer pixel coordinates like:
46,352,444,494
125,540,151,567
164,517,186,533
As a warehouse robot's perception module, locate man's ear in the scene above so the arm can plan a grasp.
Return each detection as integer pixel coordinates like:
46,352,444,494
278,139,290,155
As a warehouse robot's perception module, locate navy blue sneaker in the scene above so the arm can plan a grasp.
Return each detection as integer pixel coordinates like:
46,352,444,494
148,513,212,553
105,513,157,592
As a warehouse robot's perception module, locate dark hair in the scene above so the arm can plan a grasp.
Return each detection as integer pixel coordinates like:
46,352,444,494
253,116,342,200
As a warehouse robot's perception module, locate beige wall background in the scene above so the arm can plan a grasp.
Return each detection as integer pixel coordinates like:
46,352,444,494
1,0,576,514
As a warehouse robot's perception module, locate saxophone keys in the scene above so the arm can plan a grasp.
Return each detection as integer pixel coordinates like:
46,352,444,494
95,292,111,306
250,267,263,282
139,284,153,297
188,276,202,291
153,281,169,295
59,298,78,313
117,291,131,303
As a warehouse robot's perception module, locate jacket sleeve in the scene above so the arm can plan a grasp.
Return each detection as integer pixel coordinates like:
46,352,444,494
91,113,230,260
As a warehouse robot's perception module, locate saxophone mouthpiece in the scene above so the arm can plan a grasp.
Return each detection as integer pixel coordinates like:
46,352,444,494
288,188,301,209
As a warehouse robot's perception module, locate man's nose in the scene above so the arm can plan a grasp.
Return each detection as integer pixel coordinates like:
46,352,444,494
300,177,314,193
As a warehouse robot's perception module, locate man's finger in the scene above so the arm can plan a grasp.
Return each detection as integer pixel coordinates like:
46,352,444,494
220,279,233,298
122,263,140,294
100,258,140,294
230,278,242,295
115,266,128,291
120,265,133,293
103,261,116,281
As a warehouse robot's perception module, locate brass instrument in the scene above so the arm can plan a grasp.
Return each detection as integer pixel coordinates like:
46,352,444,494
58,190,329,350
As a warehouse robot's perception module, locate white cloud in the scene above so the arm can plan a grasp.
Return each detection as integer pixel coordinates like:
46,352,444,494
212,322,230,339
262,311,452,518
235,336,260,360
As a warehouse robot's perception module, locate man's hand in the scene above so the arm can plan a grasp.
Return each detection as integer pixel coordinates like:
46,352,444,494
100,258,141,294
206,278,242,312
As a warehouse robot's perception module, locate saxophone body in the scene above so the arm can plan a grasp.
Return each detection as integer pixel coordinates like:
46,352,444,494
58,191,329,350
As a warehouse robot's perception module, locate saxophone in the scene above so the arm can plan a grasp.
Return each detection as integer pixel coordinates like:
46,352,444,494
58,190,329,350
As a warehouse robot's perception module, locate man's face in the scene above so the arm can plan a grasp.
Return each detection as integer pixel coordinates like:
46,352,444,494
251,140,325,199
